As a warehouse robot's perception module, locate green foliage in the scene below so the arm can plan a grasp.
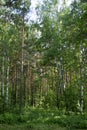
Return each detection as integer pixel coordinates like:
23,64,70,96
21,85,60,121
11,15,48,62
0,113,17,124
43,90,56,108
0,109,87,129
84,92,87,111
0,0,87,123
64,86,79,112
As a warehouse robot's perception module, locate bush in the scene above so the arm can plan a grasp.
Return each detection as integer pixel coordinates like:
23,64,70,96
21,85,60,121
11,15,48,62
0,113,17,124
43,90,56,108
0,109,87,129
64,86,79,112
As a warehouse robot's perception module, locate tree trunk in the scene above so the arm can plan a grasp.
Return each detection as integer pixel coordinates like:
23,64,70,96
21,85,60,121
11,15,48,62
20,12,25,112
1,56,5,112
30,68,34,107
6,58,9,109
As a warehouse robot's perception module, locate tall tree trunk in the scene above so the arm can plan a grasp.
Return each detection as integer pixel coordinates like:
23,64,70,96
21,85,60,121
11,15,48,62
56,67,60,108
30,68,34,107
59,57,64,95
6,57,9,109
23,65,26,107
80,45,84,112
20,12,25,112
14,64,18,107
27,61,30,105
1,56,5,112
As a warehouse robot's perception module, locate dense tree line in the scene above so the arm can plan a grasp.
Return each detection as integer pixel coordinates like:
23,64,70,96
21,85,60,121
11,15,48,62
0,0,87,113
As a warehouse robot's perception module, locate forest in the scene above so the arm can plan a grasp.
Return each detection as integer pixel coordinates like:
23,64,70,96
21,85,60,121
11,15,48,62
0,0,87,130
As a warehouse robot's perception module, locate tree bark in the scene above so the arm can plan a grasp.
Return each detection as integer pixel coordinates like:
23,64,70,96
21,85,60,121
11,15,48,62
20,11,25,112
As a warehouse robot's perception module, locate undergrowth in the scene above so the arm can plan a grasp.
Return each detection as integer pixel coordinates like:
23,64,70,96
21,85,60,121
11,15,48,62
0,108,87,129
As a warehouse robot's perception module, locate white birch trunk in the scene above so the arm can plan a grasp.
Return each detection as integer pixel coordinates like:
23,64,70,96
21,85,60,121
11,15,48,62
1,56,5,111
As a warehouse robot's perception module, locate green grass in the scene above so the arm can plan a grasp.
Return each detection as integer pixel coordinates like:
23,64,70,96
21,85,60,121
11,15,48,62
0,108,87,130
0,123,86,130
0,124,67,130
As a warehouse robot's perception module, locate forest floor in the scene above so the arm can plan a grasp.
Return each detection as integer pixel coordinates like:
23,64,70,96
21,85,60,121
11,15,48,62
0,108,87,130
0,124,85,130
0,124,67,130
